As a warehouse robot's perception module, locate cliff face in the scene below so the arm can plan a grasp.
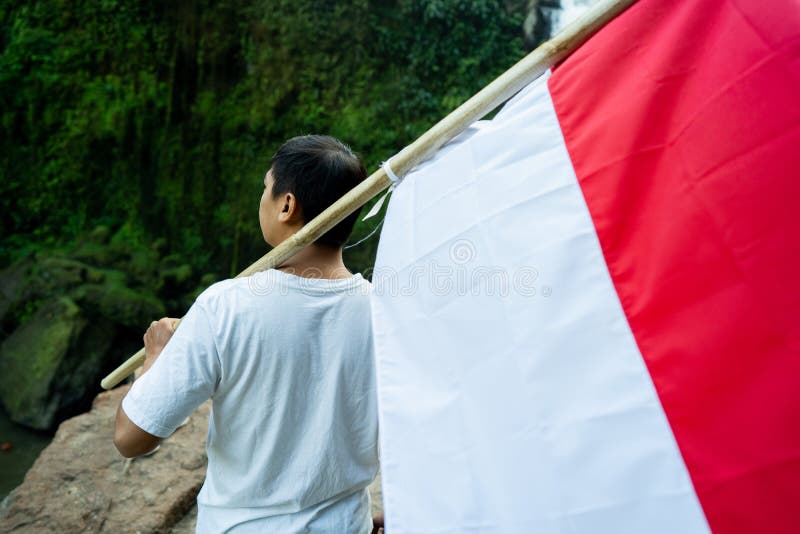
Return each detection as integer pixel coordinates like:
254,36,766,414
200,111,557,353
0,386,208,533
0,386,384,532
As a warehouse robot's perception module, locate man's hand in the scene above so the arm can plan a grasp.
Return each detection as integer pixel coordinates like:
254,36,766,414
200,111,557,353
142,317,179,373
372,513,384,534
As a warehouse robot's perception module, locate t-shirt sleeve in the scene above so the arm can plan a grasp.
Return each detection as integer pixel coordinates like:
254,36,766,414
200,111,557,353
121,301,221,438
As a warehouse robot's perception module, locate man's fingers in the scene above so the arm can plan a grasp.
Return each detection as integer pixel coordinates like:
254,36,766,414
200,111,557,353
156,317,179,331
144,322,155,340
143,318,178,357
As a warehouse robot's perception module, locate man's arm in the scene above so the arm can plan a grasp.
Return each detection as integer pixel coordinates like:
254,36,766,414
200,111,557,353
114,402,162,458
113,317,178,458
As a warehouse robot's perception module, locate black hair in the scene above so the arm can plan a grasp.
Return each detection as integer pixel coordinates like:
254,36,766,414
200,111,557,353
270,135,367,247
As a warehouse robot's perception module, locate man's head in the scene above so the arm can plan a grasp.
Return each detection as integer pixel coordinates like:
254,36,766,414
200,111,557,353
259,135,367,248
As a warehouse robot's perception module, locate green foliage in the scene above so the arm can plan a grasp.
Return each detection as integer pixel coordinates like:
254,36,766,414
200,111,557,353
1,0,526,279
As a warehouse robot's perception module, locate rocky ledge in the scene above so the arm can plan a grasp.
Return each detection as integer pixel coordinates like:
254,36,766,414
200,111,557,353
0,386,208,533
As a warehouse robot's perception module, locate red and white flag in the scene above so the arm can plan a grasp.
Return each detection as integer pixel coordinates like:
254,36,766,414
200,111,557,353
370,0,800,532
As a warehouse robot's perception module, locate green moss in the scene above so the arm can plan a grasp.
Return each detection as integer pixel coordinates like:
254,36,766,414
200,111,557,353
71,282,164,331
0,297,86,430
31,256,105,291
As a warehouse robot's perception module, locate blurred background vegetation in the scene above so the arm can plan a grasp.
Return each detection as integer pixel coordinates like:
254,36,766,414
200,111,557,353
0,0,538,280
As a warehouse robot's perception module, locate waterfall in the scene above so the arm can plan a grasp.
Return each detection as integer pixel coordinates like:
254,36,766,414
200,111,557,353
553,0,598,34
525,0,600,47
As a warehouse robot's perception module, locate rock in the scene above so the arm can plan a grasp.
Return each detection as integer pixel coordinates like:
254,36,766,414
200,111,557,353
0,253,155,333
35,256,103,289
0,386,209,533
169,505,198,533
0,298,89,429
0,257,30,328
0,251,166,430
72,281,165,331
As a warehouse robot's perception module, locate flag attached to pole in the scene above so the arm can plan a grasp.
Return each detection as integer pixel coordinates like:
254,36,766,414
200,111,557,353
370,0,800,532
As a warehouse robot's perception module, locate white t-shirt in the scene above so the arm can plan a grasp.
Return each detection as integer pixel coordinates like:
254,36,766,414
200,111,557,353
122,269,379,533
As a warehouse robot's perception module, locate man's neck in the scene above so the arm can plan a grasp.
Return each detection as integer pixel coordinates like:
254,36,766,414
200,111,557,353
275,244,352,280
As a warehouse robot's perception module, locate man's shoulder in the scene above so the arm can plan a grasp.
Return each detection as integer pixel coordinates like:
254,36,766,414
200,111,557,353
194,277,253,310
197,277,241,299
193,270,307,307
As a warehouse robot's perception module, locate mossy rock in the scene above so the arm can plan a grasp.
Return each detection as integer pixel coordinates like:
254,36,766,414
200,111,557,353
0,259,30,327
0,243,173,431
0,297,87,429
0,295,119,430
71,283,165,331
30,256,107,292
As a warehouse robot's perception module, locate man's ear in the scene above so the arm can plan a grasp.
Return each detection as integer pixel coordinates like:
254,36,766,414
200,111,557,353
278,193,300,222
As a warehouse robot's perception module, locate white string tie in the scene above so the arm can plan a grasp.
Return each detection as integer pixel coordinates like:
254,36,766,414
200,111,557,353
344,158,404,249
382,159,402,185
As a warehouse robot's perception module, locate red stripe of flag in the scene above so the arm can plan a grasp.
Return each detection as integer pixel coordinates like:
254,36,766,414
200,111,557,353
549,0,800,531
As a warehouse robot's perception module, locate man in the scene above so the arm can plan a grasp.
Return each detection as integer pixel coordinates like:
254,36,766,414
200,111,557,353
114,135,379,532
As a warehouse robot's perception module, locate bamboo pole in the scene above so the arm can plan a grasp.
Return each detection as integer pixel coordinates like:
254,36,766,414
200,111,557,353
101,0,637,390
